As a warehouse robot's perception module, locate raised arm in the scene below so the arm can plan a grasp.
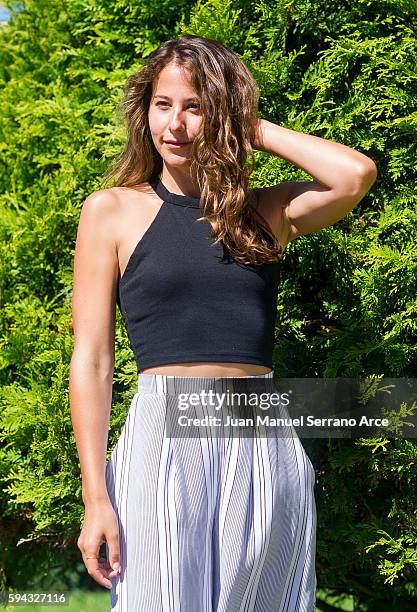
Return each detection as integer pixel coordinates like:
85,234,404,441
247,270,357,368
69,189,121,588
253,119,377,247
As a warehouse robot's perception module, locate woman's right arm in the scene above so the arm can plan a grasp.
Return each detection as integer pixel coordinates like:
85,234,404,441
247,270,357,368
69,189,121,589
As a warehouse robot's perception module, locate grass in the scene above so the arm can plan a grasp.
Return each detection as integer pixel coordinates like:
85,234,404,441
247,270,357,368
317,588,356,611
1,590,110,611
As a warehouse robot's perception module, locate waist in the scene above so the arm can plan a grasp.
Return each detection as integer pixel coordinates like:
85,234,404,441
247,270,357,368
140,362,273,377
137,370,275,395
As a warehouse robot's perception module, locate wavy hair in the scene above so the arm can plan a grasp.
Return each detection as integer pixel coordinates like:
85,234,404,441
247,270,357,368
102,34,283,265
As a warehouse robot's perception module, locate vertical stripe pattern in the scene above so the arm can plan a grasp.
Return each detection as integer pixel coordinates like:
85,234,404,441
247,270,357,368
105,373,317,611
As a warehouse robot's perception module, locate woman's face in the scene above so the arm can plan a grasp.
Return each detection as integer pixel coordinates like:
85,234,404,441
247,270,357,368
148,62,202,167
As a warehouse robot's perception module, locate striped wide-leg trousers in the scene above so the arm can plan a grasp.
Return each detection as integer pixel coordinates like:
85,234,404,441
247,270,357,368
105,372,317,611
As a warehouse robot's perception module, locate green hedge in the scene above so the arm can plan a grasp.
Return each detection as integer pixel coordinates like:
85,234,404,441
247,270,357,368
0,0,416,608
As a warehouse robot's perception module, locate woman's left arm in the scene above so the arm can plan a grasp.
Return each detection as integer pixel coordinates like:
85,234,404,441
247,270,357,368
253,119,378,243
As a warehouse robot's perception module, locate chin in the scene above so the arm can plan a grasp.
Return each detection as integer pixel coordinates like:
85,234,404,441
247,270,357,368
163,154,191,163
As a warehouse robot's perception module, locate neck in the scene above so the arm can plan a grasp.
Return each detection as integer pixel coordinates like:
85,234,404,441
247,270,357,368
159,168,201,199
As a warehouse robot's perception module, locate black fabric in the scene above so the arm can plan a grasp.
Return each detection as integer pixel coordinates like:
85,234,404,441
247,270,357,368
117,175,281,373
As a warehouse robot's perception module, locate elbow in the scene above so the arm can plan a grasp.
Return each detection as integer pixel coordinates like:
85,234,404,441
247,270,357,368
363,158,377,178
349,160,377,197
70,349,115,383
359,158,378,185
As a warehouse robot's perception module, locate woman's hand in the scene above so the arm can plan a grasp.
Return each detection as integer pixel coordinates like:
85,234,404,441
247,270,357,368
77,498,121,589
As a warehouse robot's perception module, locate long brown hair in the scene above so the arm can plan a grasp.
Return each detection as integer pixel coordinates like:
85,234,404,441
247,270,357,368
102,34,283,265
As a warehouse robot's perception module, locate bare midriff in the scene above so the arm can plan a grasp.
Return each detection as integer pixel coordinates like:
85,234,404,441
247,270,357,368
140,362,273,377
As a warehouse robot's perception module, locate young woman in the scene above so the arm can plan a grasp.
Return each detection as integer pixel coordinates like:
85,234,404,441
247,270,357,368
70,35,377,611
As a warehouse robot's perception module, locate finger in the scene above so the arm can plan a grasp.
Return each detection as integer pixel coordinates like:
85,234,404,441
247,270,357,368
84,557,112,589
96,558,120,580
106,532,121,575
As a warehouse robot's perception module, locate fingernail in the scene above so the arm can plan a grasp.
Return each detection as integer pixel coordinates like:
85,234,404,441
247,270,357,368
112,562,120,572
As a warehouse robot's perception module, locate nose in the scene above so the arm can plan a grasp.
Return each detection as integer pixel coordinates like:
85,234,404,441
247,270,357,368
168,106,186,132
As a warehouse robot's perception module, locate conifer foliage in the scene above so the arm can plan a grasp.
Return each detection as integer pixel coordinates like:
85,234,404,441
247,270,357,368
0,0,416,607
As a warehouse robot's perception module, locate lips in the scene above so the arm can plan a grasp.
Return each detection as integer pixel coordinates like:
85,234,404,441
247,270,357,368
164,140,190,145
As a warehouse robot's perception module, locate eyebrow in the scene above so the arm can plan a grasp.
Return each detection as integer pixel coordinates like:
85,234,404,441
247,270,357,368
153,95,200,102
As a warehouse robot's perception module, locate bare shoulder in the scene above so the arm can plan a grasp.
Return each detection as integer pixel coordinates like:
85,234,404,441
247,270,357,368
80,183,154,240
253,182,295,250
83,183,157,210
81,187,121,215
80,187,120,224
82,183,154,209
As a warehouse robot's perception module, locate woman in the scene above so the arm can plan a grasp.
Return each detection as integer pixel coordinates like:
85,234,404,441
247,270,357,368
70,34,377,611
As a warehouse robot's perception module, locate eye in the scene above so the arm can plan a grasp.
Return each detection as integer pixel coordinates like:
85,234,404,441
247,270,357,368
155,101,200,110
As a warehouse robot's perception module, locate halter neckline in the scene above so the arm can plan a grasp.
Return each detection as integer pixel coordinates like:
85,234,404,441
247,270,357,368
149,174,201,209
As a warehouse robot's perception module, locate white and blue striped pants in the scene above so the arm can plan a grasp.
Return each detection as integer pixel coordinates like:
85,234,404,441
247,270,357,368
105,372,317,611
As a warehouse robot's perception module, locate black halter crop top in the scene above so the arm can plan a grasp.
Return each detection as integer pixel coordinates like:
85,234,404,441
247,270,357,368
116,174,281,373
